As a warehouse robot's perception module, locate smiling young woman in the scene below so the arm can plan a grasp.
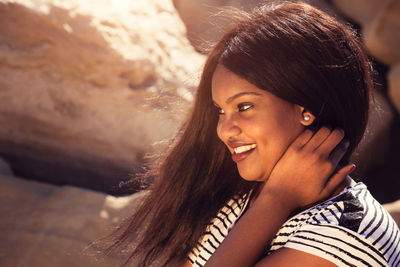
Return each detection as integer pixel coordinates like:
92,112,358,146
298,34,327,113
106,2,400,266
212,64,310,182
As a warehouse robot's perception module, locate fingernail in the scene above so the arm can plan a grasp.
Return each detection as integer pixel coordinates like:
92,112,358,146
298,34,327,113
340,139,350,149
338,128,345,135
345,140,350,148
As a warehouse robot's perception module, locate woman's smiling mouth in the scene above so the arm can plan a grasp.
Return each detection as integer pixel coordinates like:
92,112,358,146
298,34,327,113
233,144,257,154
231,144,257,162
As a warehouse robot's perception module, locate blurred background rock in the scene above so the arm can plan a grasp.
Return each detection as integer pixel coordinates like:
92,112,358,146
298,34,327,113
0,0,399,266
0,0,204,194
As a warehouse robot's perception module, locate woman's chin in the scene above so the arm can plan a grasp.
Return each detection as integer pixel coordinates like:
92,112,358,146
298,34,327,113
238,171,267,182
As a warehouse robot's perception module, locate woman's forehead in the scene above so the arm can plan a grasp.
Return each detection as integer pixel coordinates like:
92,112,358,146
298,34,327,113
211,65,267,102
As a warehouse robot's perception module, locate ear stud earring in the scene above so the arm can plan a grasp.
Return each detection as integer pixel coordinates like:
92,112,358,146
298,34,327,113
304,115,311,121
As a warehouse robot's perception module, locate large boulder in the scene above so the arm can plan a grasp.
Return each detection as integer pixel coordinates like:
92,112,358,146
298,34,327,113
333,0,400,109
351,90,394,176
363,0,400,65
383,199,400,228
389,63,400,113
0,157,12,176
0,0,205,193
173,0,340,53
0,173,144,266
332,0,400,203
172,0,260,52
332,0,391,27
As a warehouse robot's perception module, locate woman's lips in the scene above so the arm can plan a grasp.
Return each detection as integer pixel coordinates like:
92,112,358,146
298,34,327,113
231,144,257,163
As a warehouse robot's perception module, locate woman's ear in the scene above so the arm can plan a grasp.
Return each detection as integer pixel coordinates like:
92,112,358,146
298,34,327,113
299,106,316,126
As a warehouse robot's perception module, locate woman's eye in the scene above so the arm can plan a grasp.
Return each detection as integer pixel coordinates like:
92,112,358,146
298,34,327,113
238,103,253,112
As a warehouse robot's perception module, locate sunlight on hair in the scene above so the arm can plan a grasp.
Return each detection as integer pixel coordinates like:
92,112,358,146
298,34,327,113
177,87,194,102
99,209,110,219
104,195,133,210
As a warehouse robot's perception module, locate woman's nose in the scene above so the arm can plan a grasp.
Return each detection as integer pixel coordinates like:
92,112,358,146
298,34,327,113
218,115,241,140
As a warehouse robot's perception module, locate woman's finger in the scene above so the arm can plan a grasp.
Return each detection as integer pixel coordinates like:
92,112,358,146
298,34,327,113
291,128,314,149
328,138,350,166
321,164,355,196
318,129,345,157
304,126,332,151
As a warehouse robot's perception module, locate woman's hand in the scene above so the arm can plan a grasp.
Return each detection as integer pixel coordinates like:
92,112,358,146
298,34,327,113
260,126,355,212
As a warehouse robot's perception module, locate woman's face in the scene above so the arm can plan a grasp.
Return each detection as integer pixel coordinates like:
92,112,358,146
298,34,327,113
212,65,306,182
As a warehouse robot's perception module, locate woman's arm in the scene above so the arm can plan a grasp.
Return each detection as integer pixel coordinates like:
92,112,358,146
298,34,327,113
254,247,338,267
204,127,354,267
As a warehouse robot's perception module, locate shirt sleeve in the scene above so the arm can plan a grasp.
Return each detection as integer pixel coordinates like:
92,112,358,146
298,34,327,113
187,194,252,267
283,223,388,267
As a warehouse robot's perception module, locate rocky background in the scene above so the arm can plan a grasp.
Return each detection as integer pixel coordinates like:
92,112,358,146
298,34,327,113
0,0,205,194
0,0,399,266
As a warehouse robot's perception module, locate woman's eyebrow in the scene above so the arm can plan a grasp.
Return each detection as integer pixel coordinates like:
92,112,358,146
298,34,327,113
226,92,262,104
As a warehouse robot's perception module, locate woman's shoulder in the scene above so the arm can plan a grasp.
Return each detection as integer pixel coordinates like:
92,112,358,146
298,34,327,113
268,181,400,266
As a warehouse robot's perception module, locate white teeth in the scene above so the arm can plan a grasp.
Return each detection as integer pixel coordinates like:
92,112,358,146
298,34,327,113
233,144,257,154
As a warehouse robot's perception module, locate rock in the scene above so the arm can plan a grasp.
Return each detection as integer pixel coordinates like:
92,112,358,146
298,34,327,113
383,199,400,227
351,90,394,178
0,157,13,176
0,0,205,193
388,63,400,114
333,0,400,73
0,173,145,266
331,0,400,204
363,0,400,65
332,0,390,27
173,0,260,52
173,0,341,53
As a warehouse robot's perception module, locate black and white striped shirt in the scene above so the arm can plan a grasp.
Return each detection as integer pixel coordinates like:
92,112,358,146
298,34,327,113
188,193,250,266
188,182,400,267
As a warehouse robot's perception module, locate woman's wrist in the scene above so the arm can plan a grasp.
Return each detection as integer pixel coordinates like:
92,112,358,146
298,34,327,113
205,187,294,267
255,185,298,214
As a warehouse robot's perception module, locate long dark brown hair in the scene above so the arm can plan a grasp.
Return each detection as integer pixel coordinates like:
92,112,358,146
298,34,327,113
106,2,372,266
